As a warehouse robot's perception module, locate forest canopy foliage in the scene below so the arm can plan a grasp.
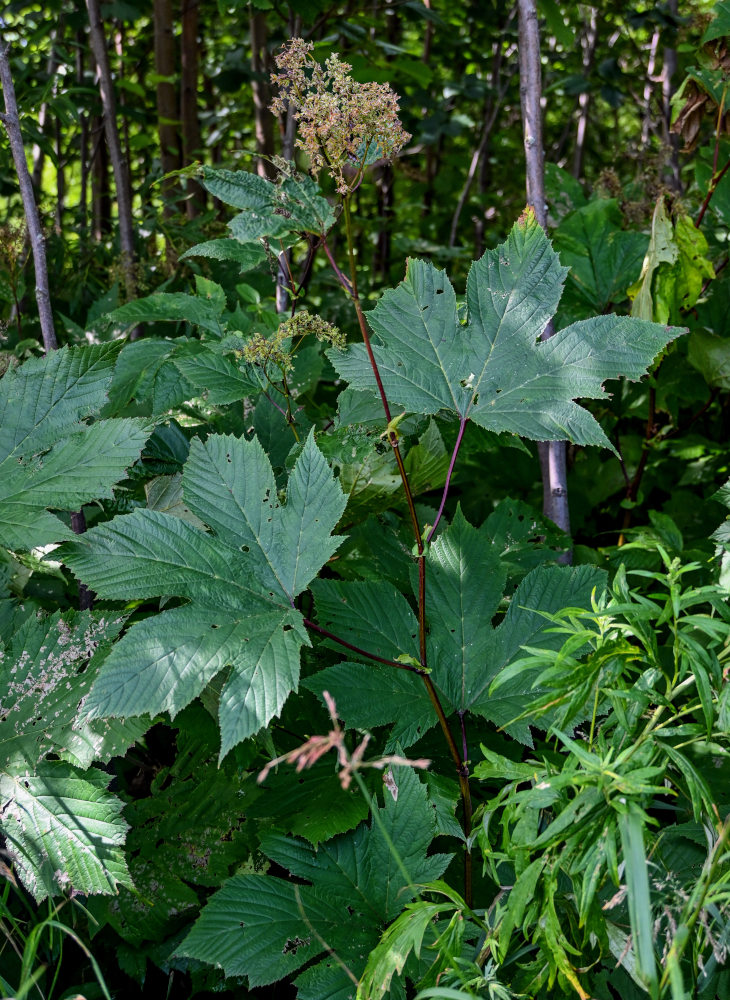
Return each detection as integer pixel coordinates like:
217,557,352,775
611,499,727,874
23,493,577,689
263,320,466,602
1,2,730,999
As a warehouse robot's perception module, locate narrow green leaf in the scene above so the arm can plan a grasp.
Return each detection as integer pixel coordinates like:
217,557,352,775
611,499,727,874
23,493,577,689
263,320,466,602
618,808,658,997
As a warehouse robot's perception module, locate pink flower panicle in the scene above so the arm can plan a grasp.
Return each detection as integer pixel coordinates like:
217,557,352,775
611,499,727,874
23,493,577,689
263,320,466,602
271,39,411,196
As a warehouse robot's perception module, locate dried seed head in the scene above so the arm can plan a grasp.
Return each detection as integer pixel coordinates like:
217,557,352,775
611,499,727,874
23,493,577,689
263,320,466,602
271,39,410,196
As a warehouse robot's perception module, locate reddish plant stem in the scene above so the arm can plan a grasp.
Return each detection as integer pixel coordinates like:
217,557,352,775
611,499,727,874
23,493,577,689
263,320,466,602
427,416,467,543
302,618,424,674
321,236,354,296
696,158,730,229
336,195,473,904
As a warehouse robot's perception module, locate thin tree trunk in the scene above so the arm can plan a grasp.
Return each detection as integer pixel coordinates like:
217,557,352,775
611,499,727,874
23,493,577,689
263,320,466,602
30,28,61,194
250,11,275,179
76,28,89,238
114,22,133,200
2,42,95,609
85,0,138,309
181,0,205,217
571,7,598,180
154,0,180,205
54,116,65,233
662,0,681,192
641,28,661,147
517,0,571,545
0,43,58,352
90,115,111,240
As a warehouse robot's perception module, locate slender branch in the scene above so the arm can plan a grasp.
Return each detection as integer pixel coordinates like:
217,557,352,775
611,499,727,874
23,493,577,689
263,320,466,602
302,618,425,674
695,157,730,229
321,236,354,295
427,416,467,543
85,0,138,312
0,43,58,352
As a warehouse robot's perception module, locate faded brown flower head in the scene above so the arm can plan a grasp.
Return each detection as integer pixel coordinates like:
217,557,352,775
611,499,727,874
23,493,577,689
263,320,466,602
271,38,411,196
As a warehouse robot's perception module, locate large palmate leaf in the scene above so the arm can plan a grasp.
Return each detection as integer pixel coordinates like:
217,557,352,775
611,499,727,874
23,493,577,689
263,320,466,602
329,210,682,450
0,609,144,899
61,431,346,757
0,344,150,550
177,766,450,997
307,510,606,747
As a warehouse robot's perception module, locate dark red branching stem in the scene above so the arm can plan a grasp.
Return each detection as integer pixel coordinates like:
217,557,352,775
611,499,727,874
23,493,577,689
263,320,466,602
336,194,473,904
303,618,424,674
321,237,354,296
427,416,467,543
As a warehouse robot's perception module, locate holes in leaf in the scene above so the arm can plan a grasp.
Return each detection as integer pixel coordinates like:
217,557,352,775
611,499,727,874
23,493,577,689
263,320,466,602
283,624,293,632
283,936,310,956
241,545,250,553
226,454,232,464
210,624,220,630
435,288,444,295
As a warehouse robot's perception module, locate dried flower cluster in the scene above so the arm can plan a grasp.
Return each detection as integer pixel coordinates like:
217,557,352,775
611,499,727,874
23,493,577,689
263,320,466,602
257,691,429,792
241,310,345,372
271,38,411,195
